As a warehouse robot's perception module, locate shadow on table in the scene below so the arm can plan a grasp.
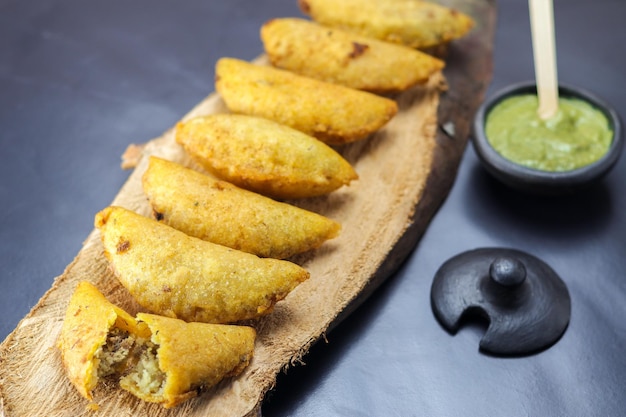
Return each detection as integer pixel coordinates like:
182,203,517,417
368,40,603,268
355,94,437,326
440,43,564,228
463,163,613,242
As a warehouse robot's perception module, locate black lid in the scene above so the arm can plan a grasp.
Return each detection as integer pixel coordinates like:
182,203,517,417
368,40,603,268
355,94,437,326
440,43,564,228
431,248,571,356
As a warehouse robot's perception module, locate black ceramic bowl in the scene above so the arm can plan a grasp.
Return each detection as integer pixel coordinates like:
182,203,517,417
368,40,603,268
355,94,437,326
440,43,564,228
472,82,623,194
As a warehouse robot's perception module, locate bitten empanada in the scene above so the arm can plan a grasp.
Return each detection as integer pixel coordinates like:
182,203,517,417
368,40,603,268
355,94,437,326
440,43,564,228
175,114,358,199
299,0,474,49
58,282,256,409
58,281,150,405
142,157,341,258
261,18,444,93
215,57,397,144
120,313,255,408
94,206,309,323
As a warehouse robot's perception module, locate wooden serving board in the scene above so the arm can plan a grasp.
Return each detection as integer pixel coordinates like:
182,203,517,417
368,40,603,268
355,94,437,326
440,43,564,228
0,1,495,416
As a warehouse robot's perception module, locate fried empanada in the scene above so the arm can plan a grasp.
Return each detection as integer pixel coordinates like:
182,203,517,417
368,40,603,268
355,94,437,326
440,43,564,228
142,157,341,258
299,0,474,49
175,114,358,199
261,18,444,93
58,281,150,406
120,313,255,408
58,282,255,409
215,57,397,144
94,206,309,323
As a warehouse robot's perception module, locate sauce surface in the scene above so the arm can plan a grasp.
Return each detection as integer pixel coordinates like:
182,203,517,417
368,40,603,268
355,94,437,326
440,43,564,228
485,94,613,172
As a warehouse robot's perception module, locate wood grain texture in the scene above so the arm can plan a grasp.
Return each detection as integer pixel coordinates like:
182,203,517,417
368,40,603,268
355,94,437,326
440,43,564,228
0,1,495,415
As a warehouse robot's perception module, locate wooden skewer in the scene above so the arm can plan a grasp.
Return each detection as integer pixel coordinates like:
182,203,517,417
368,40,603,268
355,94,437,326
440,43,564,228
529,0,559,119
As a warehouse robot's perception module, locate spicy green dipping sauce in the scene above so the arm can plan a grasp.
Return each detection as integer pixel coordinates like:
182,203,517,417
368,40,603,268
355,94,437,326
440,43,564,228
485,94,613,172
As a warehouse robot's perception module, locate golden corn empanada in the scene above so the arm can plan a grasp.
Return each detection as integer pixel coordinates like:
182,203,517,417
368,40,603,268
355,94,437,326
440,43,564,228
58,282,255,409
120,313,255,409
261,18,444,93
299,0,474,49
58,281,150,405
94,206,309,323
215,57,397,144
142,157,341,258
175,114,358,199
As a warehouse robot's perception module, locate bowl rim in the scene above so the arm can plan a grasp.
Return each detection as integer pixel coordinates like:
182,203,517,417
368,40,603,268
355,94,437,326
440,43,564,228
472,81,623,191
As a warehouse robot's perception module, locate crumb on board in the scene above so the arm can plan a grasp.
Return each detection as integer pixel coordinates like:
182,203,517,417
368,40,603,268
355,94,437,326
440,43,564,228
121,143,146,169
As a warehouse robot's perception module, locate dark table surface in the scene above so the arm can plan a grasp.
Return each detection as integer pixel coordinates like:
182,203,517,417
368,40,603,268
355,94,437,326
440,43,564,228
2,0,625,416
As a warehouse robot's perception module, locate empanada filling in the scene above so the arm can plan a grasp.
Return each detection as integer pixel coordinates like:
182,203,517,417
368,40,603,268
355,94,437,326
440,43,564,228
96,328,139,377
119,341,166,397
94,328,166,398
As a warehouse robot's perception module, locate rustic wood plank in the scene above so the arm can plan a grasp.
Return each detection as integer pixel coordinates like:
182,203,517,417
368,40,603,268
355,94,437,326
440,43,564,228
0,1,495,415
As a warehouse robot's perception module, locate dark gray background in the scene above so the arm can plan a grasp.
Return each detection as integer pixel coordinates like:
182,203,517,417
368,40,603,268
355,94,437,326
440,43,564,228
1,0,625,415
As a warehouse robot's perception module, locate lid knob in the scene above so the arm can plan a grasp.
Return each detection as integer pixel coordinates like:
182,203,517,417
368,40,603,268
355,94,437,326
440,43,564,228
490,257,526,287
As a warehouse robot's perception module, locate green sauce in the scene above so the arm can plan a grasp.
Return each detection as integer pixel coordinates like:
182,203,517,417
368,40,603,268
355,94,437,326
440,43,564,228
485,94,613,172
